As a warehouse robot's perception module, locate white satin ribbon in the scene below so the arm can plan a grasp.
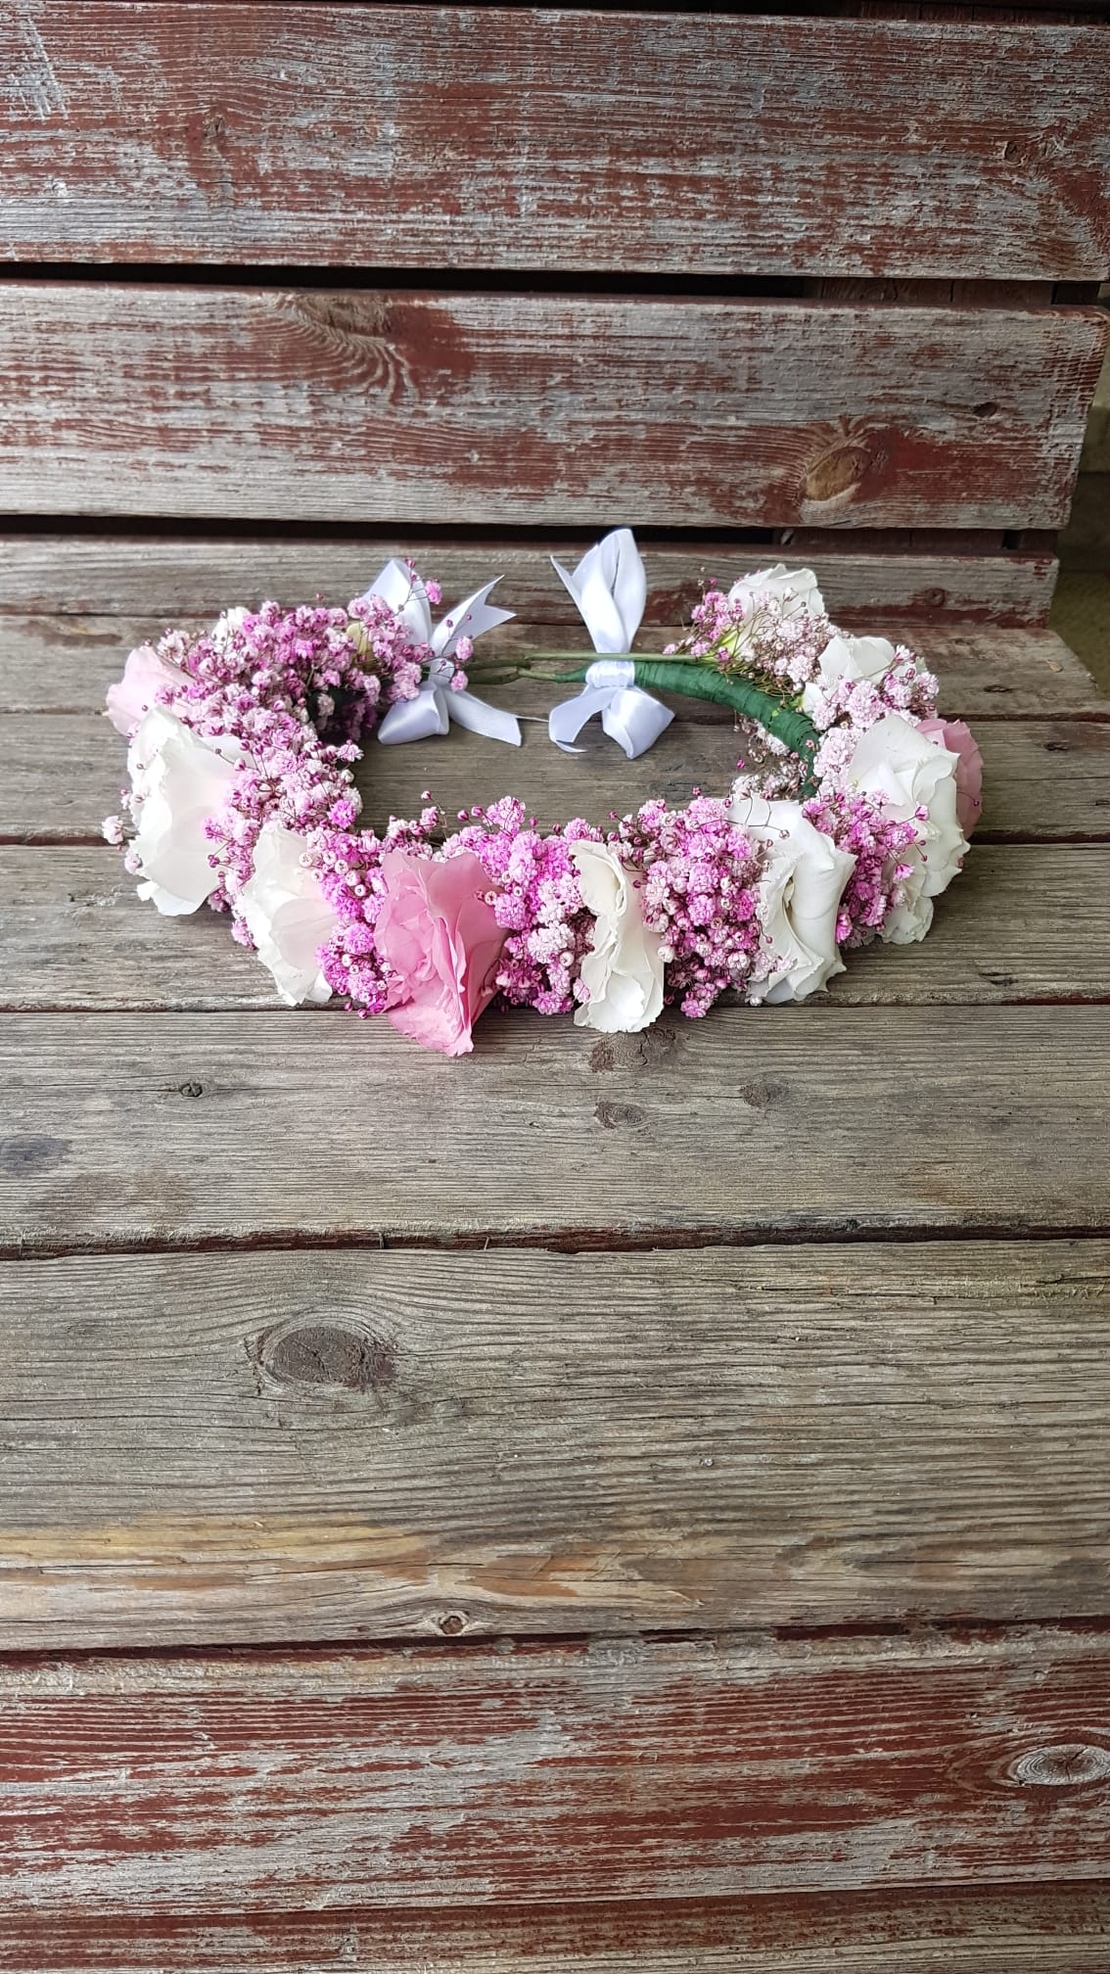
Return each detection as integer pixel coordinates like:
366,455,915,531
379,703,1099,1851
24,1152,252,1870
377,654,522,748
360,564,515,660
548,659,674,761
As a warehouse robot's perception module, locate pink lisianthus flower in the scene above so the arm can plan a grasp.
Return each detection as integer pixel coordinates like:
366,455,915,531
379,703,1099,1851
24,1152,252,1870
106,643,188,737
374,849,505,1056
919,718,984,835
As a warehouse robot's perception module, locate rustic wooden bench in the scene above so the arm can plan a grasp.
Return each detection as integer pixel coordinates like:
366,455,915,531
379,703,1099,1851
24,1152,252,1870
2,2,1110,1965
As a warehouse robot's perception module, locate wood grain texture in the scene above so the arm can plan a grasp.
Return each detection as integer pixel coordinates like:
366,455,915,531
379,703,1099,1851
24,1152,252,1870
1,1630,1109,1912
1,1005,1108,1251
3,844,1107,1013
3,617,1099,717
3,6,1109,278
5,706,1106,843
0,288,1102,528
0,535,1062,628
10,1884,1110,1974
2,1240,1109,1644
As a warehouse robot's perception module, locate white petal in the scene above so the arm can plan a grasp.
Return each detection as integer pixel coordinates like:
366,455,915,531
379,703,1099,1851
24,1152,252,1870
236,823,340,1005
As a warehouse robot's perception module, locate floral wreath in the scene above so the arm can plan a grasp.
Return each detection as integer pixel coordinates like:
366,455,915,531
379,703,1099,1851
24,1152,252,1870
104,532,983,1058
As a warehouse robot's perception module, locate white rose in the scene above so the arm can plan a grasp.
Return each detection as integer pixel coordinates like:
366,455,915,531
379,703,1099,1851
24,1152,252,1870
727,563,825,620
801,633,897,717
569,840,665,1033
843,714,968,944
729,792,855,1003
127,709,244,916
235,822,340,1006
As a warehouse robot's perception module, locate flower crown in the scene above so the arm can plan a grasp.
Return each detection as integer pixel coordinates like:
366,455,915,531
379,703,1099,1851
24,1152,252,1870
103,532,982,1058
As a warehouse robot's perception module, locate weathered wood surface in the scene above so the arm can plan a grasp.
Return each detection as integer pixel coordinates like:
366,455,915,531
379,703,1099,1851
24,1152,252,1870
1,1005,1108,1251
0,535,1062,628
1,1631,1109,1912
11,1885,1110,1974
1,1240,1109,1645
3,844,1107,1013
3,6,1109,278
3,617,1098,716
0,289,1103,528
6,707,1107,843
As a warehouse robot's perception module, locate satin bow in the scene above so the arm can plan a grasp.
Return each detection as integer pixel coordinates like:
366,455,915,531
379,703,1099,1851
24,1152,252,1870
377,653,522,747
364,562,522,747
548,659,674,761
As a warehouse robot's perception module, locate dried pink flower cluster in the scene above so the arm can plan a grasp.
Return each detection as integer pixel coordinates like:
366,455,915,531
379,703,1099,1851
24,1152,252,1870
608,796,768,1017
802,790,922,948
119,597,441,919
446,799,600,1015
666,588,833,694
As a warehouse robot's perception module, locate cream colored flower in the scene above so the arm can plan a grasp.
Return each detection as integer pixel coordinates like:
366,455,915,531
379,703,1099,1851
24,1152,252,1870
570,840,665,1033
730,792,855,1002
844,714,968,943
127,709,243,916
728,563,825,620
801,632,897,717
236,822,340,1005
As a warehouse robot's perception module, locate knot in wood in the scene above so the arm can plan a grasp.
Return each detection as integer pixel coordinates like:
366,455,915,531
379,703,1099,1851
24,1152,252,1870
259,1319,396,1395
1009,1743,1110,1790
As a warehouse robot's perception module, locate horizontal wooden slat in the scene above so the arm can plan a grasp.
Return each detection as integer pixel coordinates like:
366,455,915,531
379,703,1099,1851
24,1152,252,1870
1,1005,1108,1251
3,7,1108,279
0,535,1062,628
2,844,1106,1013
5,707,1106,843
1,1630,1109,1913
0,289,1102,528
11,1885,1110,1974
2,1240,1109,1644
3,618,1099,717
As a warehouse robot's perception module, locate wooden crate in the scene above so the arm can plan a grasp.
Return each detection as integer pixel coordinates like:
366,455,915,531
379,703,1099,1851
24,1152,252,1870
2,3,1110,1965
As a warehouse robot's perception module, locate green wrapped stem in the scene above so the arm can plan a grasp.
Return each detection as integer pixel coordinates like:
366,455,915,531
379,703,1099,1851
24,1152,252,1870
553,656,822,789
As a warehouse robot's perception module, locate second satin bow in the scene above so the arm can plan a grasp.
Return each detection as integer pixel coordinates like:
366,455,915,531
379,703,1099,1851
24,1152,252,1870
548,659,674,761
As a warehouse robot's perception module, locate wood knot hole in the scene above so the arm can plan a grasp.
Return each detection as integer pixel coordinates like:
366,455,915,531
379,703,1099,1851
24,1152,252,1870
261,1321,396,1394
803,443,873,505
438,1612,467,1637
178,1081,204,1099
1009,1743,1110,1790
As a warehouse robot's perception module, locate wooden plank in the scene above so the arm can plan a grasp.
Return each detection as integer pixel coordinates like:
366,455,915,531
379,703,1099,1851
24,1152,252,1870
2,1239,1109,1644
3,617,1099,717
1,1005,1108,1251
4,705,1105,844
0,535,1062,628
0,288,1102,529
2,844,1107,1014
10,1884,1110,1974
1,1630,1108,1913
3,7,1108,279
